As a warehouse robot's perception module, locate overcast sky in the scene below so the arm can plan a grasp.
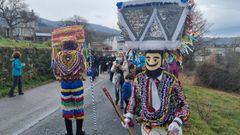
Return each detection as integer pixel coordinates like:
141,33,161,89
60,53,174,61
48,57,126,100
25,0,240,37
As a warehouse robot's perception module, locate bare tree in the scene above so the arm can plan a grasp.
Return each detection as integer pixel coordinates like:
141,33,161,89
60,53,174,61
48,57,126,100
60,15,88,27
183,6,212,70
191,6,212,52
0,0,37,38
59,15,96,44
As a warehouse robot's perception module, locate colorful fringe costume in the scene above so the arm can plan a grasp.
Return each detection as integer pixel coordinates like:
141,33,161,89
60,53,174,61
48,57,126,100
127,71,189,126
55,50,85,119
52,26,86,135
52,26,86,120
117,0,197,134
60,80,84,119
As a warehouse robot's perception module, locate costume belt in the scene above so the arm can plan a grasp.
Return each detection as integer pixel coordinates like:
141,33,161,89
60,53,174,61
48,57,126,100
136,117,168,130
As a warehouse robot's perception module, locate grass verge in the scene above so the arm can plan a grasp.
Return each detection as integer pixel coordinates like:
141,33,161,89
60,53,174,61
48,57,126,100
0,76,54,98
0,37,51,48
183,85,240,135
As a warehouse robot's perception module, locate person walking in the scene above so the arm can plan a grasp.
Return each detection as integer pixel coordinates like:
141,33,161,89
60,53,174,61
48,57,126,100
8,51,25,97
111,52,125,109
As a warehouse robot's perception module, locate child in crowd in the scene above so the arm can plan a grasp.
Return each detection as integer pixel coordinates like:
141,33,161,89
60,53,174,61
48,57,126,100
121,74,134,113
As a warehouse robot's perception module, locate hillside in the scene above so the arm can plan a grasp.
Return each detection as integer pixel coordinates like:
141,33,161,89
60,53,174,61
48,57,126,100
183,85,239,135
202,37,240,47
37,18,119,35
0,37,50,48
179,75,240,135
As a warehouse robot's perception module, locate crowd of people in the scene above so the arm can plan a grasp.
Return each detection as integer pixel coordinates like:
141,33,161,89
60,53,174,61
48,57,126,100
108,51,144,112
85,50,144,114
8,48,184,135
86,50,183,114
5,0,196,134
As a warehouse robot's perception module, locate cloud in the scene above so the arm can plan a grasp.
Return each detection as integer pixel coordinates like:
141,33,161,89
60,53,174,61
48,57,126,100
25,0,240,36
25,0,119,28
197,0,240,36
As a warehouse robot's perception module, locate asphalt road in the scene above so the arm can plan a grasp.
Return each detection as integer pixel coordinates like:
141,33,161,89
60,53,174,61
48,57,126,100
0,73,141,135
0,81,60,135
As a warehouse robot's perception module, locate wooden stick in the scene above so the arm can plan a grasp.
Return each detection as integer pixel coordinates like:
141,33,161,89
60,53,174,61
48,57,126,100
102,87,134,135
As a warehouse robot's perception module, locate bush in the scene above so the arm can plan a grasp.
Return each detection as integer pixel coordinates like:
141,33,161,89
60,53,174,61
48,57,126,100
196,63,240,92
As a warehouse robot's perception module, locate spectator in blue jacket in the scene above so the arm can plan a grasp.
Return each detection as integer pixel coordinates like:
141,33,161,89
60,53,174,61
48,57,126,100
8,51,25,97
122,74,134,113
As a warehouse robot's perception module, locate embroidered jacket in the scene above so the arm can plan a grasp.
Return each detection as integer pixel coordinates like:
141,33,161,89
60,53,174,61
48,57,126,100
127,71,189,126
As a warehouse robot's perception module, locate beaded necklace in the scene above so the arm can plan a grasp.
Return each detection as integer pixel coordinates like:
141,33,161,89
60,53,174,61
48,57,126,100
137,71,176,125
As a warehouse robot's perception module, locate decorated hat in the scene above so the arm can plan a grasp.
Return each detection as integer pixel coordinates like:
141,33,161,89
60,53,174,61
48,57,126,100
51,26,85,67
117,0,197,53
51,25,85,48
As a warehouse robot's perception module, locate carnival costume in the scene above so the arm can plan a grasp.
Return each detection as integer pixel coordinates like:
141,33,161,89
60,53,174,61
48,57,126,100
52,26,86,135
117,0,198,134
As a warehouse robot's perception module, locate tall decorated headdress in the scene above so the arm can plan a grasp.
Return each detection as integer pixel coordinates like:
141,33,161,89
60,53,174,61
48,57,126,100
51,26,86,80
117,0,198,65
51,25,85,65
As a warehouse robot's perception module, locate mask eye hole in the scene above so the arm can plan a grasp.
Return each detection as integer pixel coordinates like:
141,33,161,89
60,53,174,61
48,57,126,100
154,59,158,62
146,57,150,62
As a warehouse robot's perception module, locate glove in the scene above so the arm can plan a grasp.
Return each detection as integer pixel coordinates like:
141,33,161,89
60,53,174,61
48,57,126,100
121,118,131,128
168,118,182,135
121,118,134,128
121,113,134,128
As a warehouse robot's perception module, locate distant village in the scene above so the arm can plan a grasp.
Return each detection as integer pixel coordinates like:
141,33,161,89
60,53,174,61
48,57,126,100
0,17,117,53
105,36,240,63
0,18,52,42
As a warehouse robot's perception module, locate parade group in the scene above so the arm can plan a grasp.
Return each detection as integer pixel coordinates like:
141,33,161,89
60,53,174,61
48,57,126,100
7,0,198,135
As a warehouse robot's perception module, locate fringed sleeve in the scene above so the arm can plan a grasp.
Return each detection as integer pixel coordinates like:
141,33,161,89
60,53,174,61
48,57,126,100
173,81,190,123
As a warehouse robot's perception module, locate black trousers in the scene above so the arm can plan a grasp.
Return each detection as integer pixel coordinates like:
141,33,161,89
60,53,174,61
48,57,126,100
64,119,84,135
9,76,22,95
124,99,129,113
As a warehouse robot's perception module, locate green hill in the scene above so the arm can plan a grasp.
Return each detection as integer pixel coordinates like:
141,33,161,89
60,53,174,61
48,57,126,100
183,85,240,135
0,37,50,48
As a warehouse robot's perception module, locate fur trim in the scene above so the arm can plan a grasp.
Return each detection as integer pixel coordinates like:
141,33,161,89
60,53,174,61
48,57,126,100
125,40,181,50
122,0,188,8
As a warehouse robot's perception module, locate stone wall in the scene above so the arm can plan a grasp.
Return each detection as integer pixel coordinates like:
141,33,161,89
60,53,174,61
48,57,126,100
0,47,54,87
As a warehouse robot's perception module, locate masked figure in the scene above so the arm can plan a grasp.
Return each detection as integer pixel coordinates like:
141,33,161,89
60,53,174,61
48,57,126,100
52,26,86,135
117,1,197,134
123,50,189,135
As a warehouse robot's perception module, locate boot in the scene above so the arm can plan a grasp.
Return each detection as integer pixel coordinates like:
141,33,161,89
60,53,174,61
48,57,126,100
19,92,24,95
76,119,85,135
64,118,73,135
8,94,16,98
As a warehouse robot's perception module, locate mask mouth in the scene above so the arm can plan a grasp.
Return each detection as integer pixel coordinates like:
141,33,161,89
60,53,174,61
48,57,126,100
146,62,158,67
